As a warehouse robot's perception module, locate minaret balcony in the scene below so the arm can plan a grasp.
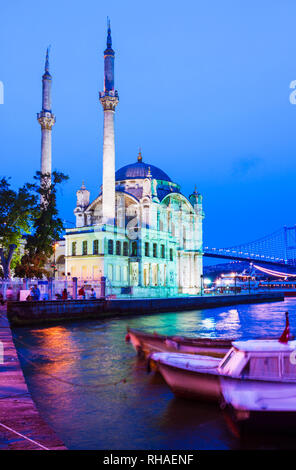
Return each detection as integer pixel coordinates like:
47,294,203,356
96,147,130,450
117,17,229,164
37,110,55,119
99,91,119,111
37,111,56,129
99,90,119,99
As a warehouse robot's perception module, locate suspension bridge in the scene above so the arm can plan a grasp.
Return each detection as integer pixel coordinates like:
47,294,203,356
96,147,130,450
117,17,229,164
204,226,296,268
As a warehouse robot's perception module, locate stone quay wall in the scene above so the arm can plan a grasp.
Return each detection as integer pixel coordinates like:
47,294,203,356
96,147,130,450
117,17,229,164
7,292,284,326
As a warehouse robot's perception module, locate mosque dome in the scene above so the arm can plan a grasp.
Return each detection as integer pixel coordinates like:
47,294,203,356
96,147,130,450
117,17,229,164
115,151,172,182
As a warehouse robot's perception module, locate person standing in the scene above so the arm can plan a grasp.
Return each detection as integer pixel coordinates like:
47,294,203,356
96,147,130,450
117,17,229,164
34,286,41,301
90,288,96,299
62,288,68,300
78,286,85,300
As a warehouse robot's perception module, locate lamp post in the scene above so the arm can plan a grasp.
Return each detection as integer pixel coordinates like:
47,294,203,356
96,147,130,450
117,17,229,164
53,242,59,280
200,274,204,297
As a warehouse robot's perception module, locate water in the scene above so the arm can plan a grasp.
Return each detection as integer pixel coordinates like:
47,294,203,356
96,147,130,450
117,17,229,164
12,298,296,450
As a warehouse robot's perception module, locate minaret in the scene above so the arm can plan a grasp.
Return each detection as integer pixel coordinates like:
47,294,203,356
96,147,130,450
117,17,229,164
99,20,119,224
37,48,56,182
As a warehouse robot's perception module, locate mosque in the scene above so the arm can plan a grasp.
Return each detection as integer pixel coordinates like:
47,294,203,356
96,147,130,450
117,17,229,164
39,24,204,297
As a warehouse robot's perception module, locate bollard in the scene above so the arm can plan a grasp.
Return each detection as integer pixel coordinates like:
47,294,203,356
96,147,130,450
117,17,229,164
48,278,53,300
100,276,106,299
72,277,77,300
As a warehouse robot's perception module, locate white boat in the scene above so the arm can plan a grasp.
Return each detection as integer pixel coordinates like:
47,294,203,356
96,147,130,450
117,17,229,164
151,314,296,403
221,384,296,435
219,329,296,434
151,351,222,401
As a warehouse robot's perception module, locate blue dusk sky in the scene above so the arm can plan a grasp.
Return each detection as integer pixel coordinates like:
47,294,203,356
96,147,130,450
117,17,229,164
1,0,296,250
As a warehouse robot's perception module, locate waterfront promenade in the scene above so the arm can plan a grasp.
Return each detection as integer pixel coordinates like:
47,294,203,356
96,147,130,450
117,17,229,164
0,307,66,450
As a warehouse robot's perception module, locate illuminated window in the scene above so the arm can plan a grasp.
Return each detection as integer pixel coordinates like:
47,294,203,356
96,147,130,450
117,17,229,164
82,240,87,255
93,240,99,255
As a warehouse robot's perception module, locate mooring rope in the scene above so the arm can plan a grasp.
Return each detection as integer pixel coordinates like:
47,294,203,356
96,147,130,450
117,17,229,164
0,421,50,450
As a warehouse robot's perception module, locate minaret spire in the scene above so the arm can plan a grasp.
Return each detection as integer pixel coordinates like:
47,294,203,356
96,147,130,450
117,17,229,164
37,48,56,191
45,46,50,73
106,17,112,49
99,20,119,224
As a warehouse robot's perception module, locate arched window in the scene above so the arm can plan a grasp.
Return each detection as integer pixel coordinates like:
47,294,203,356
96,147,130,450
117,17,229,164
93,240,99,255
123,241,129,256
108,239,114,255
82,240,88,255
116,240,121,255
131,241,137,257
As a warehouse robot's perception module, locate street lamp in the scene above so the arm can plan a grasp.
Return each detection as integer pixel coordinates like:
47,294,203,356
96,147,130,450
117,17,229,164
200,274,204,297
53,242,59,280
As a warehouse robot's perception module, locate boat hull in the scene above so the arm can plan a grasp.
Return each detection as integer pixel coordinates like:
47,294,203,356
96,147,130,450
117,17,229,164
284,291,296,297
157,362,222,402
220,375,296,435
127,328,231,359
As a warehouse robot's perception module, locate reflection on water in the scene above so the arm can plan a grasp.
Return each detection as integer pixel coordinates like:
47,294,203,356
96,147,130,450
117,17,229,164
12,298,296,449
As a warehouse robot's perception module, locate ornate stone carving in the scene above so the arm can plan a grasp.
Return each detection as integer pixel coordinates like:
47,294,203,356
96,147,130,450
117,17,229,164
99,93,119,111
37,111,56,130
142,178,152,198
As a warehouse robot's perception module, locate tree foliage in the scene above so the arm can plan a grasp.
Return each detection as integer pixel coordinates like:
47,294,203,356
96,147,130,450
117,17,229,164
0,177,37,278
14,171,69,279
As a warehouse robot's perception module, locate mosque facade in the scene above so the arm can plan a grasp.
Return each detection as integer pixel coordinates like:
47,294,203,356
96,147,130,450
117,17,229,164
44,24,204,297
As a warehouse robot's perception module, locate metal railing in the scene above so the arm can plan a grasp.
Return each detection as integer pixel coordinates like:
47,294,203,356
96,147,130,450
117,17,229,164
0,278,112,301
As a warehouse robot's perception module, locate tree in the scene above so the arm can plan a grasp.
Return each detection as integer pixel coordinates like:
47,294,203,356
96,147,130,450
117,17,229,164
0,177,37,278
15,171,69,279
